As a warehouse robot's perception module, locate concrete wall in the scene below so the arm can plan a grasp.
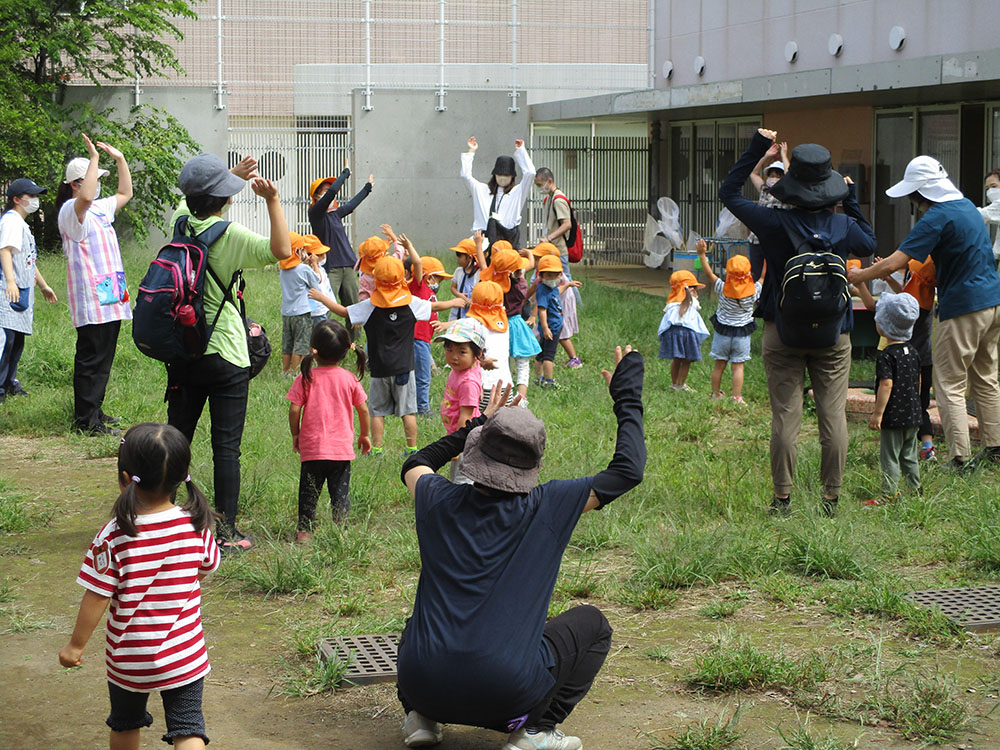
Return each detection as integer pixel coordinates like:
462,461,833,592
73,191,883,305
655,0,999,90
61,86,227,157
351,88,530,254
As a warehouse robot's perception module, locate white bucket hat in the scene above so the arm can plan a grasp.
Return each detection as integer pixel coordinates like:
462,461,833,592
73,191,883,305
885,156,963,202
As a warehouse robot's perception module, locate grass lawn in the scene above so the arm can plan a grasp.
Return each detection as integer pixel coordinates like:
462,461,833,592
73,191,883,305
2,246,999,748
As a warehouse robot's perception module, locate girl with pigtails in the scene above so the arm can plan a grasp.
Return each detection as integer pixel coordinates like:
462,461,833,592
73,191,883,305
286,319,371,541
60,423,220,749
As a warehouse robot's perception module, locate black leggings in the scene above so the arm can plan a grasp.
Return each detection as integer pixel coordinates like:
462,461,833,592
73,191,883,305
919,364,933,439
298,460,351,529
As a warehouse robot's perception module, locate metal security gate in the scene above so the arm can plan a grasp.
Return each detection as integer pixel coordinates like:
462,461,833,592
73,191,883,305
227,116,352,238
528,127,648,266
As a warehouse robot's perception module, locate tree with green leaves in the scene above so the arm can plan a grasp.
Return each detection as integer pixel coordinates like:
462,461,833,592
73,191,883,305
0,0,201,246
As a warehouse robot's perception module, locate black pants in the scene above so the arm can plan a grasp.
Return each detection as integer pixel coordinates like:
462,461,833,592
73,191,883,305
919,364,933,438
106,678,208,744
166,354,249,531
526,605,612,730
397,605,612,731
73,321,121,428
298,460,351,529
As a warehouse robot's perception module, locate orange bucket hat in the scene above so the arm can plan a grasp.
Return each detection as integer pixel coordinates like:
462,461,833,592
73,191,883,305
359,236,389,274
468,281,508,332
309,176,337,205
450,238,477,255
481,247,521,292
667,270,704,303
530,241,560,257
281,232,304,269
301,234,330,256
370,256,412,308
722,254,755,299
537,255,563,274
519,255,533,270
420,255,453,280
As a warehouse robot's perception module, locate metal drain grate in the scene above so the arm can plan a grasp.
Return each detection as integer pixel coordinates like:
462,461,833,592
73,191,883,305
905,585,1000,632
317,633,400,686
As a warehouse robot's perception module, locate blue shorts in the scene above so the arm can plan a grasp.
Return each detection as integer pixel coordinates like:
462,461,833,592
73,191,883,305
709,332,752,363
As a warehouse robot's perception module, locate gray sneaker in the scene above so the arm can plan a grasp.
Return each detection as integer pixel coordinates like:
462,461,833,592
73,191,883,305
401,711,442,747
503,727,583,750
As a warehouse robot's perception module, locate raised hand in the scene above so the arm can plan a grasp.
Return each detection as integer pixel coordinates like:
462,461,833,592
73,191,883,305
514,139,525,149
601,345,634,386
344,154,350,170
483,383,522,417
367,173,374,186
765,142,780,159
250,178,278,201
95,141,124,161
230,155,259,180
467,136,478,153
82,133,98,158
758,128,777,142
380,223,397,244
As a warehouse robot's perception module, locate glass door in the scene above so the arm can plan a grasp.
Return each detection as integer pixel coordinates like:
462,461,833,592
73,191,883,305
874,111,915,255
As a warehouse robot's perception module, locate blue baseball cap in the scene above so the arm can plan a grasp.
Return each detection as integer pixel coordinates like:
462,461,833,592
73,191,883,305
6,178,47,198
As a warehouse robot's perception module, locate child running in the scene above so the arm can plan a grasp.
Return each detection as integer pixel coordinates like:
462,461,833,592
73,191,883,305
866,293,922,506
287,320,370,540
60,423,219,750
658,269,709,391
310,256,462,455
281,234,320,374
696,240,763,403
435,317,488,483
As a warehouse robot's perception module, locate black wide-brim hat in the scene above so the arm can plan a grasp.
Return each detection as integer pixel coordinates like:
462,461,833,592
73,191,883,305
768,143,849,209
492,155,517,176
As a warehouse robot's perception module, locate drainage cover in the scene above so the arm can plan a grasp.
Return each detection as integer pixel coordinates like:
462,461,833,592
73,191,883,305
318,633,400,686
904,585,1000,632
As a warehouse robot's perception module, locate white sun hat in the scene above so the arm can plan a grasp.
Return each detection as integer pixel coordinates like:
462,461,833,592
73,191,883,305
885,156,963,202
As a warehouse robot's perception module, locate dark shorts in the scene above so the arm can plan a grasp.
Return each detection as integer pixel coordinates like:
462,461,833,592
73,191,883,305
536,333,560,363
107,678,209,745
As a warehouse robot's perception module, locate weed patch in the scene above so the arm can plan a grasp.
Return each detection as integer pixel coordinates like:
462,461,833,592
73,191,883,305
648,711,742,750
688,631,827,692
857,673,970,743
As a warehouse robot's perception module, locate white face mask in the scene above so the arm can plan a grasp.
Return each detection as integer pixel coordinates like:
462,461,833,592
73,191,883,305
427,282,440,292
542,279,559,289
21,196,40,214
766,176,780,188
93,183,102,200
987,187,1000,204
495,175,513,188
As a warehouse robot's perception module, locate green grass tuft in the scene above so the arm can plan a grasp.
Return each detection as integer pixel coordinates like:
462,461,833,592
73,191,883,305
688,631,828,692
648,711,743,750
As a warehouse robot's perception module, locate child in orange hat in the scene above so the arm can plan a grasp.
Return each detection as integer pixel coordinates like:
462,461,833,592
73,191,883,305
466,280,515,409
507,253,541,399
448,237,479,321
696,240,764,403
300,234,337,327
658,269,708,391
531,255,582,389
310,256,463,455
529,241,582,368
281,233,321,374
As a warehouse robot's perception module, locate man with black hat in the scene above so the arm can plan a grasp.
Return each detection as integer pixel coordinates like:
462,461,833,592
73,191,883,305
720,128,876,516
461,136,536,256
396,346,645,750
0,178,58,402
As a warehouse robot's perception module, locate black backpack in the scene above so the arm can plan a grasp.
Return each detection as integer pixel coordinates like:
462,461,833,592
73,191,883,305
133,216,232,364
776,225,850,349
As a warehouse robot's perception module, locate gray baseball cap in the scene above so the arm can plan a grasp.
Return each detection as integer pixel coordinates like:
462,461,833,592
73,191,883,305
178,154,247,198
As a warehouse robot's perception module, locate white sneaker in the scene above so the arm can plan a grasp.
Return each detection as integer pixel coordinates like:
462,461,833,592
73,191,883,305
401,711,443,747
503,727,583,750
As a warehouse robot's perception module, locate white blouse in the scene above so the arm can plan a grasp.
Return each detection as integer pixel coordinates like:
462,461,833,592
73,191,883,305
460,145,536,233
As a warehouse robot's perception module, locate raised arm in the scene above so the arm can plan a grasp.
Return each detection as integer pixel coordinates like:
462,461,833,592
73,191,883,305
511,139,536,212
583,346,646,512
473,229,488,272
695,239,720,286
252,178,291,260
336,174,373,217
749,142,781,193
719,129,784,235
74,134,101,224
95,141,132,212
460,137,481,188
400,233,422,284
309,166,350,222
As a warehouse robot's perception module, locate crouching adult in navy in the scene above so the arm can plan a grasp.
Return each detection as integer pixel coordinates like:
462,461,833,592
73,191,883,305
396,345,646,750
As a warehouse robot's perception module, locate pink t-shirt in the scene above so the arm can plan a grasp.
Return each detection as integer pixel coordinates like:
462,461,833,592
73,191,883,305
286,366,367,461
441,363,482,434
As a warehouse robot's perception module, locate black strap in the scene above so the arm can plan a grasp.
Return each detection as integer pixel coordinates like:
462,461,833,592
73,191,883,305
174,215,239,345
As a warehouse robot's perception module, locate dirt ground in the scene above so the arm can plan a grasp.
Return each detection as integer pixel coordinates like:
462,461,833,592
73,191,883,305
0,435,993,749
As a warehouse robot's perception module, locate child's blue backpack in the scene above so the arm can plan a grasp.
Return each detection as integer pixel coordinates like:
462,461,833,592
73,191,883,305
132,216,234,364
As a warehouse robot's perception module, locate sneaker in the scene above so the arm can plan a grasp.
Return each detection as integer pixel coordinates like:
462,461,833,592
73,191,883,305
5,381,27,397
710,392,725,401
503,727,582,750
99,411,122,425
919,445,937,462
564,357,583,369
949,456,972,474
368,446,384,457
218,527,254,552
768,497,791,517
862,493,898,507
401,711,443,747
731,396,746,405
540,378,560,390
295,530,312,543
74,421,122,437
403,446,419,457
968,446,1000,471
680,384,696,393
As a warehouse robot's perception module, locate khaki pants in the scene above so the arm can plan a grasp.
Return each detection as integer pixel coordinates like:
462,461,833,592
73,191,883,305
762,325,851,498
932,304,1000,459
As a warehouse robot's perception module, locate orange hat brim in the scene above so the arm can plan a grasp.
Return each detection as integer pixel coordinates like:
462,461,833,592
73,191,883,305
279,254,301,270
468,305,508,332
370,281,413,309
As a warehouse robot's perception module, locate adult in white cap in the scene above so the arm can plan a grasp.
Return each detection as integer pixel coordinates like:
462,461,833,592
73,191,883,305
166,153,291,551
0,177,58,402
849,156,1000,470
396,346,645,750
55,134,132,436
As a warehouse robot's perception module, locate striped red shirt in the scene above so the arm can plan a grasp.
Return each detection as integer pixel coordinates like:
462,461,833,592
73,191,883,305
76,506,220,692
